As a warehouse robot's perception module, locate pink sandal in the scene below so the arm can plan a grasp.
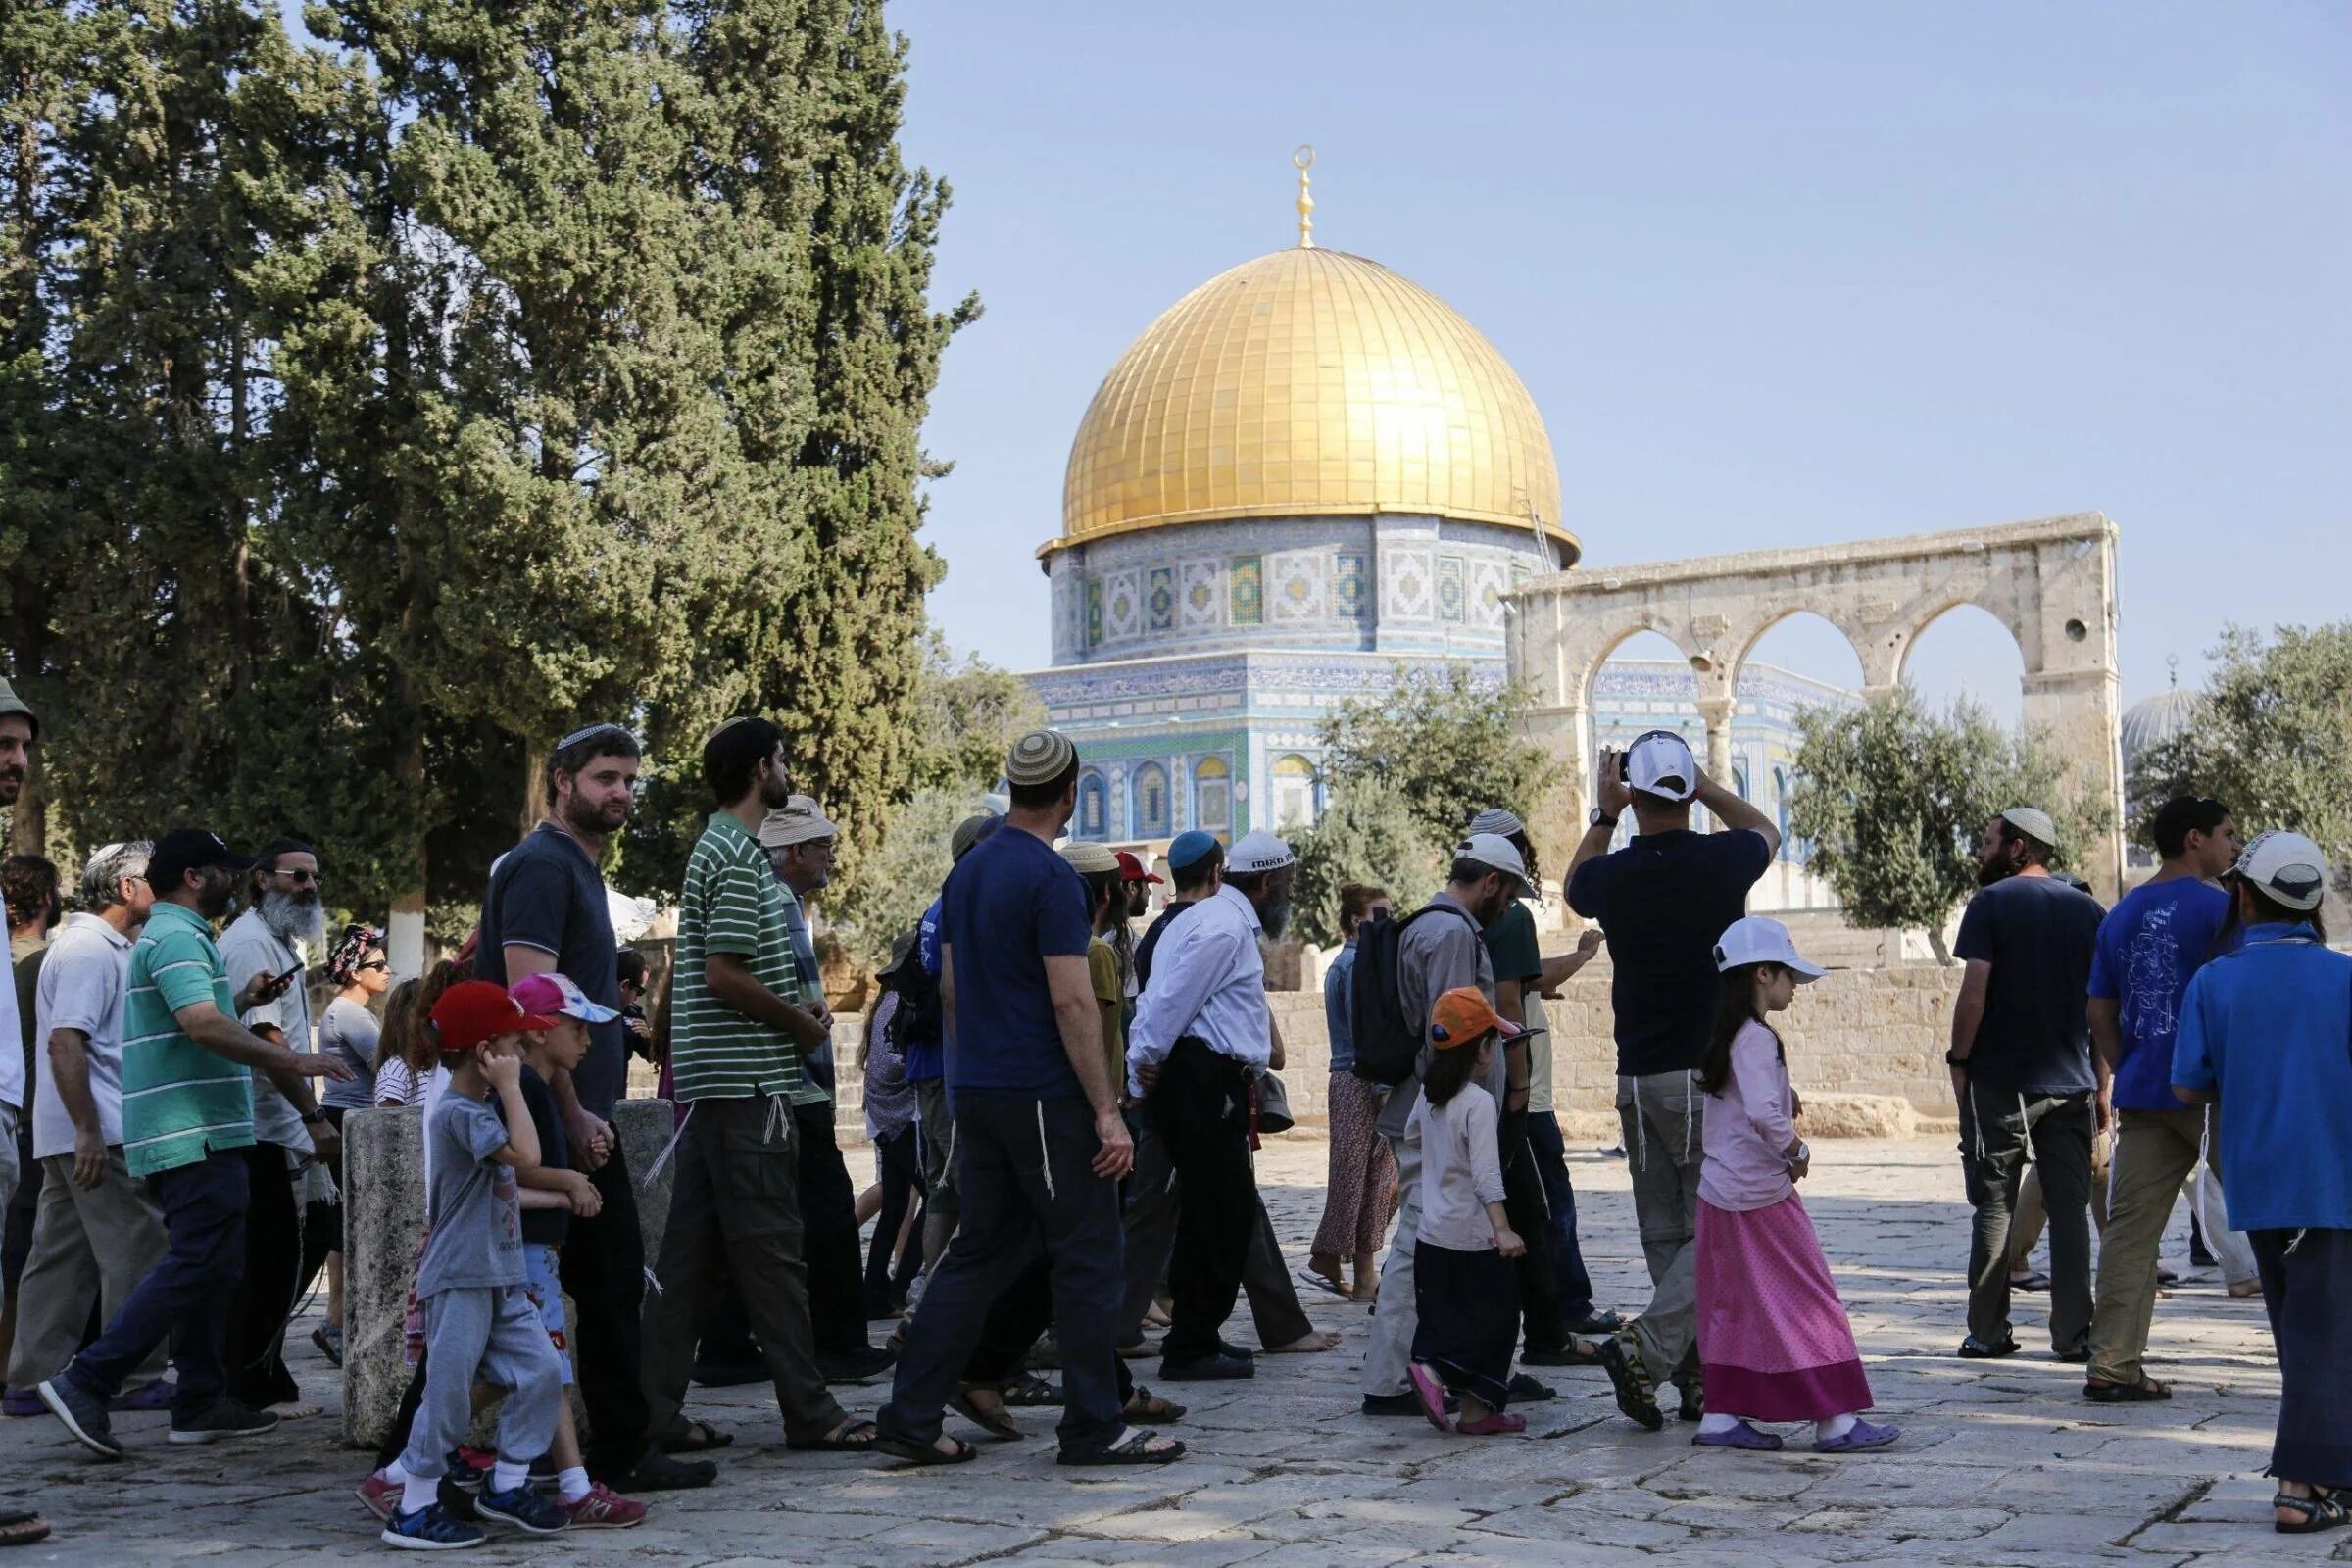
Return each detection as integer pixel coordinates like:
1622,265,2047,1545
1406,1364,1452,1432
1456,1411,1526,1437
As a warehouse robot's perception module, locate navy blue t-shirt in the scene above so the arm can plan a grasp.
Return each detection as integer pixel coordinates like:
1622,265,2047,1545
502,1065,572,1247
1568,828,1773,1076
1953,872,2105,1098
2087,877,2230,1112
941,827,1093,1097
475,823,625,1117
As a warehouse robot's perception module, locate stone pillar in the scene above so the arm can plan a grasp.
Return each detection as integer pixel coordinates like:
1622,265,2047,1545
1519,699,1590,891
1695,694,1736,786
2023,666,2127,900
344,1098,681,1450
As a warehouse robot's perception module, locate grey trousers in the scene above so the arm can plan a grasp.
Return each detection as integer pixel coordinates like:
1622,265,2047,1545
1359,1132,1423,1398
1960,1088,2094,1353
1118,1118,1312,1348
1619,1072,1703,1389
399,1285,564,1478
6,1150,171,1391
640,1095,846,1445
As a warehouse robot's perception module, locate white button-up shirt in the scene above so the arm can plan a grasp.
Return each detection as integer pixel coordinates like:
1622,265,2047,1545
1127,884,1270,1096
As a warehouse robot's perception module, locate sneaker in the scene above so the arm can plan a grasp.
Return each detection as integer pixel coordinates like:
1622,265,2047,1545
357,1469,402,1523
563,1482,648,1529
447,1447,493,1492
1595,1333,1665,1432
169,1399,280,1445
610,1449,716,1492
1159,1352,1254,1382
1507,1372,1556,1403
312,1322,344,1367
476,1482,569,1534
110,1378,176,1413
1568,1308,1625,1335
380,1501,486,1550
0,1388,42,1418
1678,1386,1705,1422
1956,1335,2020,1359
38,1376,123,1460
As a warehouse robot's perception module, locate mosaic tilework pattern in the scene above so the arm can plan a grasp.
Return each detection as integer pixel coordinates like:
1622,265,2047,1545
1230,555,1263,626
1269,550,1325,623
1180,559,1222,629
1085,580,1103,648
1334,552,1368,620
1384,546,1433,620
1435,555,1466,623
1147,565,1176,633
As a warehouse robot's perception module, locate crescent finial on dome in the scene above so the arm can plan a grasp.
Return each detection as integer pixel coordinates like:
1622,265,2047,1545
1294,144,1315,248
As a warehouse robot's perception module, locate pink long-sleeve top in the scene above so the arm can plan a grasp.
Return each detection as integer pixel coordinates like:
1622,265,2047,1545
1698,1019,1800,1212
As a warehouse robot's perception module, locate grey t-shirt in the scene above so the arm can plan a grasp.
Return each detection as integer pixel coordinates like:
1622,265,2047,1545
318,997,379,1112
218,908,314,1157
1376,894,1497,1140
415,1090,525,1298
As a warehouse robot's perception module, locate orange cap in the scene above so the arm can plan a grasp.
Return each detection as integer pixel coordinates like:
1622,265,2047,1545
1428,986,1520,1050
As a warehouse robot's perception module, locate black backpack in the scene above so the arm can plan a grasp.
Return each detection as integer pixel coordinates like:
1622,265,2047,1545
886,951,943,1059
1348,903,1482,1086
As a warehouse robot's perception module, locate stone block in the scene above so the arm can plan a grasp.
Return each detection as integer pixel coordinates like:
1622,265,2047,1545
1795,1093,1917,1139
343,1096,680,1450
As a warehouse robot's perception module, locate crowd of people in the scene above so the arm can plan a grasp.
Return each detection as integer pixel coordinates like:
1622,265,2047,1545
0,678,2339,1547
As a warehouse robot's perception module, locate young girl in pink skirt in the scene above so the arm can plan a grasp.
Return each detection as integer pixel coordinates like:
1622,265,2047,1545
1691,917,1897,1454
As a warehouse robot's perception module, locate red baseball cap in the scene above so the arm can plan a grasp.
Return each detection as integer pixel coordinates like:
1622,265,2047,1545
1115,851,1163,885
430,980,559,1052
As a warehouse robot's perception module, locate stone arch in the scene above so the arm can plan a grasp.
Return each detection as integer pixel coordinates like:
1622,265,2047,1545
1504,513,2124,895
1900,600,2031,725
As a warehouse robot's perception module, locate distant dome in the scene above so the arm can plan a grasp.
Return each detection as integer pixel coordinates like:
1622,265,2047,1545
2122,684,2203,766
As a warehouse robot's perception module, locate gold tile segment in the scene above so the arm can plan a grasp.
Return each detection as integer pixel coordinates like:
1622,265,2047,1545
1046,246,1575,563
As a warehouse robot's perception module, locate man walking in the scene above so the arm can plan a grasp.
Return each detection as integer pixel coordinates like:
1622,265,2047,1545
877,730,1178,1466
2083,796,2239,1402
1945,807,2104,1362
760,794,894,1382
900,812,996,1323
641,718,868,1454
1566,731,1780,1428
1359,834,1532,1416
1128,830,1295,1382
39,829,352,1458
218,839,338,1415
476,721,710,1491
2171,830,2350,1534
7,844,172,1413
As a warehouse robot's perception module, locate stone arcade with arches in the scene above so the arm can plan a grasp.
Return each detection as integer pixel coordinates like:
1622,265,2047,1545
1507,511,2127,898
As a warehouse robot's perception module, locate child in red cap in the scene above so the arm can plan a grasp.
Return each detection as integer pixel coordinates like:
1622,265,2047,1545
1406,987,1529,1436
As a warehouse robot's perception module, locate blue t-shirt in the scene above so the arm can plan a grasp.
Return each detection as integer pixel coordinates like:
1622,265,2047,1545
2173,923,2352,1232
2086,878,2230,1111
940,827,1092,1097
905,898,946,1085
475,824,625,1117
1323,939,1359,1074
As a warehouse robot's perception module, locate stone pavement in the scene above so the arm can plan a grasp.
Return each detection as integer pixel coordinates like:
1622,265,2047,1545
0,1135,2308,1566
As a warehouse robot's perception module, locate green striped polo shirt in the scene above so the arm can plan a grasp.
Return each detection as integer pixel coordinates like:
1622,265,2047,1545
670,811,825,1105
122,900,256,1177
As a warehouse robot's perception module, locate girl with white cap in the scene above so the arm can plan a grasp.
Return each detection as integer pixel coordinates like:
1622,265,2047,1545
1690,917,1895,1454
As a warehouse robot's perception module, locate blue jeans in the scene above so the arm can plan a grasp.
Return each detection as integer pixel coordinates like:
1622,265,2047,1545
1524,1111,1596,1322
67,1147,248,1419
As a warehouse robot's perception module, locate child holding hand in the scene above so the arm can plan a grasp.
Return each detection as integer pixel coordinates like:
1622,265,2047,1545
1691,917,1894,1454
378,981,573,1550
1407,987,1529,1437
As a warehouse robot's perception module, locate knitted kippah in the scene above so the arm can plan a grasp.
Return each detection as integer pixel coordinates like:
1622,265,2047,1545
1005,729,1077,787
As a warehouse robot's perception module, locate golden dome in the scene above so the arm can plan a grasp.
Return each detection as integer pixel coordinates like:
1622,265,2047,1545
1047,246,1575,562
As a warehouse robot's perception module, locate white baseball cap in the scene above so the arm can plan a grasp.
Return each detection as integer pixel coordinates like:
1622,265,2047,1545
1625,730,1698,803
1998,806,2058,850
1456,832,1531,894
1226,830,1296,875
2230,829,2329,912
1713,916,1828,981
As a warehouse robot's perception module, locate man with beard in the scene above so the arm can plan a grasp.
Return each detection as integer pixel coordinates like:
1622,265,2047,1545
641,720,870,1457
761,794,894,1382
39,829,352,1460
1565,731,1779,1430
1359,835,1532,1416
476,722,713,1491
218,839,342,1415
1126,830,1296,1382
1946,806,2104,1362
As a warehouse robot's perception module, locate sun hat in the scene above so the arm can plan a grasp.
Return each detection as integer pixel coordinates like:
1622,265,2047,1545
430,980,560,1052
1428,986,1522,1050
509,971,621,1025
1712,916,1828,981
1455,832,1530,894
759,794,839,849
1998,806,2059,850
2228,829,2329,912
1624,730,1698,803
1006,729,1077,788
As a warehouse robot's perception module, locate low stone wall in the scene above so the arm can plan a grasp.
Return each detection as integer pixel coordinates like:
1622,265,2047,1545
343,1098,680,1449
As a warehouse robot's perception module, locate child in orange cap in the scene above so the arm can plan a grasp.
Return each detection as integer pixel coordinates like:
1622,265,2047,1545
1406,987,1529,1436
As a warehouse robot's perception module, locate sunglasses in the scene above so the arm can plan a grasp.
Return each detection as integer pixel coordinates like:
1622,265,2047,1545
270,868,324,889
357,959,389,973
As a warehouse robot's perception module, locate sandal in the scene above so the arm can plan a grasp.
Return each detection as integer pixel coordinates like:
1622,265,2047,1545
1123,1386,1186,1422
1057,1428,1185,1466
0,1512,50,1548
949,1388,1022,1441
1455,1412,1526,1437
788,1418,878,1452
2082,1375,2170,1403
1296,1265,1349,1298
2276,1489,2350,1535
875,1431,976,1467
1001,1372,1060,1407
659,1418,736,1453
2009,1272,2051,1293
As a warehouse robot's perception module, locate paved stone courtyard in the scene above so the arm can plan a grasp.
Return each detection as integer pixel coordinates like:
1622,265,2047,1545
0,1134,2307,1566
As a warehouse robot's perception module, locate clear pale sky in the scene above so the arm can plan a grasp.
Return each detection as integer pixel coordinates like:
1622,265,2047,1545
899,0,2348,719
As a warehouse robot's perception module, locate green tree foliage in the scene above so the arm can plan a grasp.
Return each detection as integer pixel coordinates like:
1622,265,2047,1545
1789,689,2107,960
818,785,986,971
907,635,1045,796
1289,777,1446,947
2132,624,2352,886
1316,663,1555,863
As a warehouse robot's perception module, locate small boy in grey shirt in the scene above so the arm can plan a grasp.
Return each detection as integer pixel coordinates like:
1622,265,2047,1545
378,981,571,1549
